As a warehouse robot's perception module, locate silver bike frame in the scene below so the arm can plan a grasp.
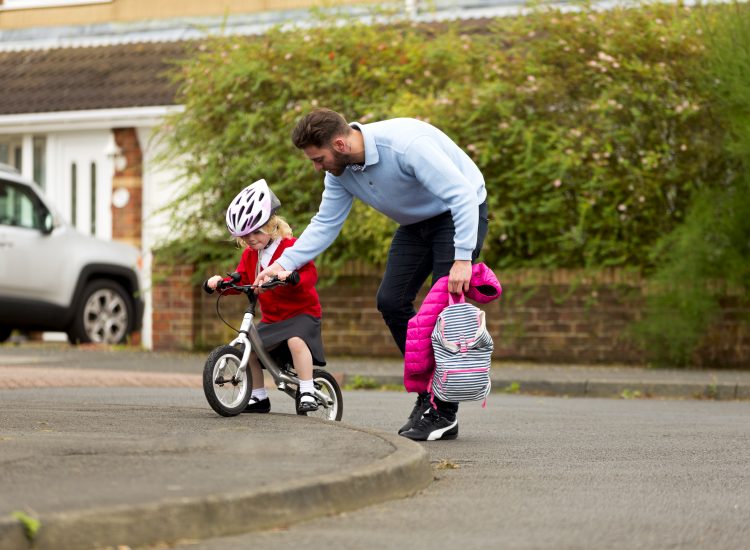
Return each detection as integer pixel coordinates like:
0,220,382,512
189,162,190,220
228,306,333,406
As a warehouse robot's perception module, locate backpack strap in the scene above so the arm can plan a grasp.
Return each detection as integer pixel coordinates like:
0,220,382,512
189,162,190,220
448,291,465,306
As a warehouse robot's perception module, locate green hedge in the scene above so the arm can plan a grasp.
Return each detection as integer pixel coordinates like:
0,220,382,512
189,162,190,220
632,1,750,366
161,1,732,274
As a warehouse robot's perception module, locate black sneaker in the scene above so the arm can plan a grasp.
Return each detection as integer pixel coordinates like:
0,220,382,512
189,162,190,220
243,396,271,414
400,410,458,441
398,393,432,434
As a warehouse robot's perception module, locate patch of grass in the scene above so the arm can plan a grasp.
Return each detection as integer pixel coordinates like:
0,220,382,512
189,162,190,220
619,388,643,400
343,376,404,392
500,382,522,394
343,375,380,390
12,511,40,541
702,382,719,400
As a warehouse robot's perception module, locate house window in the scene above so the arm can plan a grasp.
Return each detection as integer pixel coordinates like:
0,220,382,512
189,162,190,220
0,136,44,185
0,138,20,169
90,161,97,235
33,136,46,189
71,162,77,227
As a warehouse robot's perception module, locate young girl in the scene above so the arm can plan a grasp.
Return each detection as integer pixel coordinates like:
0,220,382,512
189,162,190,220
206,179,325,414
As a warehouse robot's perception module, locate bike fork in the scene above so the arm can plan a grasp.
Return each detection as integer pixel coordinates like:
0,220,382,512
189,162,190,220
224,331,252,383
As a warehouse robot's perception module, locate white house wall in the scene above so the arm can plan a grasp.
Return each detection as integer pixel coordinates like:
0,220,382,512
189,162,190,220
138,125,185,350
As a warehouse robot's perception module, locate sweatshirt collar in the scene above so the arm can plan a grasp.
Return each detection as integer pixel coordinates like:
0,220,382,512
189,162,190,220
349,122,379,168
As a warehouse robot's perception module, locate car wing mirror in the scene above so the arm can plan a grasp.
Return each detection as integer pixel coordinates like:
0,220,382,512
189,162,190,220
41,212,54,235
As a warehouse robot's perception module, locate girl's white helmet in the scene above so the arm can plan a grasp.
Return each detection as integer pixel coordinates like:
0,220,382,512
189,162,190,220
225,179,281,237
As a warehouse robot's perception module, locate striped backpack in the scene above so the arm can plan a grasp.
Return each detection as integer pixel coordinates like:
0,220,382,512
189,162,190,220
429,293,493,405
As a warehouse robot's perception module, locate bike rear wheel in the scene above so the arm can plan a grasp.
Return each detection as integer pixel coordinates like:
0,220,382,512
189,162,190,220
203,345,252,417
296,369,343,421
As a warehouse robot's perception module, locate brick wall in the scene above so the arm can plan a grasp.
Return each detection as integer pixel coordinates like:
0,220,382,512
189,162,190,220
151,262,196,351
485,269,643,363
153,264,750,367
111,127,143,345
111,127,142,249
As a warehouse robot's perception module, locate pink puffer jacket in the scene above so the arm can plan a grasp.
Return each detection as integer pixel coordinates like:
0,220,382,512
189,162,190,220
404,263,502,393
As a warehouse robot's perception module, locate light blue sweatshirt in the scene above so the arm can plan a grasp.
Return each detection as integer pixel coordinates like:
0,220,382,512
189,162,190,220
277,117,487,271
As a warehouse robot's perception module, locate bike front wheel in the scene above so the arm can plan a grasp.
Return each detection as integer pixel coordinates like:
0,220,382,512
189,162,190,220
296,369,343,421
203,345,252,417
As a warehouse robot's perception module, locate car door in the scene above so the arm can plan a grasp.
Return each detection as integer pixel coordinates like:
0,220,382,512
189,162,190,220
0,179,65,306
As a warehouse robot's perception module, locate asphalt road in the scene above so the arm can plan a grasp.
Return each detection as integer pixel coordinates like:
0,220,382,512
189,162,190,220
170,389,750,550
2,382,749,550
7,386,744,550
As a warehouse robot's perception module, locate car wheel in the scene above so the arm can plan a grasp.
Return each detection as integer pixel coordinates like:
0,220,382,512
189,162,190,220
0,326,11,343
68,280,133,345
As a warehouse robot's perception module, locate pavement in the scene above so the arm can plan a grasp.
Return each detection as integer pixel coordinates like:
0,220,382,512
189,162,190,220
1,343,749,549
2,343,749,399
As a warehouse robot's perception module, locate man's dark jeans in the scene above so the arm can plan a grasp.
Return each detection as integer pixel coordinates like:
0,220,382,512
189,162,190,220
376,201,489,418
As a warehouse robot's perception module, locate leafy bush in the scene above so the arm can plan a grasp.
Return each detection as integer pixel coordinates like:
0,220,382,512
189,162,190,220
633,1,750,366
159,1,732,276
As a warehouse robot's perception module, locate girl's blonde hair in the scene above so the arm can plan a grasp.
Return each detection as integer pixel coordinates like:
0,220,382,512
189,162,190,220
235,214,293,248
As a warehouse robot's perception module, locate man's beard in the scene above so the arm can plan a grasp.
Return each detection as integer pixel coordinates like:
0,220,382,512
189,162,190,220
328,149,354,176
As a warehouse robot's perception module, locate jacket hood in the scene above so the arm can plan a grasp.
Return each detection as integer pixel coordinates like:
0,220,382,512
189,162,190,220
464,263,502,304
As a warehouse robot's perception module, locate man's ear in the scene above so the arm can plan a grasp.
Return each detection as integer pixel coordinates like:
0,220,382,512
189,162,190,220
331,137,347,153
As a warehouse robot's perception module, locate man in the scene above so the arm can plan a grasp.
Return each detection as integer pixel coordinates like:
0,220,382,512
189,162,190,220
255,108,488,440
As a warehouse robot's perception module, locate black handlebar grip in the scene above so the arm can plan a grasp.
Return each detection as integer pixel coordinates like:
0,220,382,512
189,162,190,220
202,280,215,295
229,272,242,283
287,271,300,286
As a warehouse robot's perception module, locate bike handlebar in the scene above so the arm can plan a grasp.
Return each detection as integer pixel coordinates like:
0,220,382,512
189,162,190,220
202,271,300,295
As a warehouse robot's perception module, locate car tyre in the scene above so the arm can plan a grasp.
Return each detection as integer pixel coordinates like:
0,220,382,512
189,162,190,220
0,325,11,343
68,280,133,345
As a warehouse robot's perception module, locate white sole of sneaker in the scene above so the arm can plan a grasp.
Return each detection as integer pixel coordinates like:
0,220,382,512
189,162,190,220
427,419,458,441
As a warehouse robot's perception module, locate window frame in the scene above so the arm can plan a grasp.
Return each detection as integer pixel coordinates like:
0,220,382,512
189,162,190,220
0,179,52,232
0,0,111,11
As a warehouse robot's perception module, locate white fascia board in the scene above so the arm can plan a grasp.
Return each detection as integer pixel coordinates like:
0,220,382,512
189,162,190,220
0,105,184,134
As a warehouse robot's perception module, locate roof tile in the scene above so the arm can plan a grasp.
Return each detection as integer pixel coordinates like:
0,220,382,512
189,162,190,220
0,41,188,115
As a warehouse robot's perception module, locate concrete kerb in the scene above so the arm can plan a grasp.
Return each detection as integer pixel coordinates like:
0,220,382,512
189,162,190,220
338,373,750,401
502,379,747,400
583,380,741,400
0,423,432,550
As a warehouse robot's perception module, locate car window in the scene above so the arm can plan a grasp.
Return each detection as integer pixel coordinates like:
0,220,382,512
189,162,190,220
0,179,48,230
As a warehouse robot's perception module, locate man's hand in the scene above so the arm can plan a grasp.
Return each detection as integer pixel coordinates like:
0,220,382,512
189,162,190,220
448,260,472,294
254,261,285,287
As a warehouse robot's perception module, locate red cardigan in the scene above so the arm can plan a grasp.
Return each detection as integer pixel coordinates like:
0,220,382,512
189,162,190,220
221,237,322,324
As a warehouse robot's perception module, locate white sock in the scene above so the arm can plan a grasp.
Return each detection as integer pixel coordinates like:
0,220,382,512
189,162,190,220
299,379,315,402
251,387,268,401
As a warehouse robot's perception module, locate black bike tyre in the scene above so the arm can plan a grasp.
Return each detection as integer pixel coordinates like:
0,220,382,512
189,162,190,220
203,345,252,417
296,369,343,421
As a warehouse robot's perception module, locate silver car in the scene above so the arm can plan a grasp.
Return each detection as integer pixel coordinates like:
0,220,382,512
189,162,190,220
0,164,143,344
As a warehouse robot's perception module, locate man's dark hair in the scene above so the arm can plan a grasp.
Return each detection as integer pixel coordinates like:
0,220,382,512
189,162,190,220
291,108,351,149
